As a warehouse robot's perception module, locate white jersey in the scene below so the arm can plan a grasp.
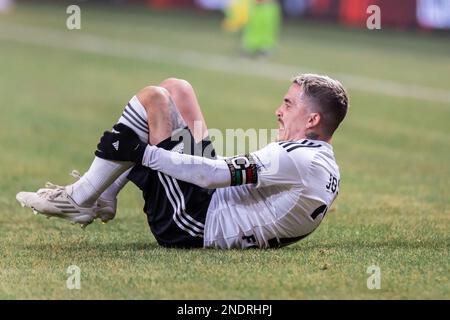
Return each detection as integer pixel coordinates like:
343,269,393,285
203,139,340,249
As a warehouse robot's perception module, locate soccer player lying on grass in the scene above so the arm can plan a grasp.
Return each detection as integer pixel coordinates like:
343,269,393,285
16,74,348,249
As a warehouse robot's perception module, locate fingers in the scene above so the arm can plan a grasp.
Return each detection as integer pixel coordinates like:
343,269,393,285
94,149,105,159
113,123,139,139
101,130,120,143
95,124,139,162
103,131,115,140
95,130,117,159
113,123,131,132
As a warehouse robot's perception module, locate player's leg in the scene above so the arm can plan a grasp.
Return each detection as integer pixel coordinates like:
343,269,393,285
16,84,188,227
92,85,191,222
92,168,131,222
66,94,153,215
135,85,186,145
159,78,209,143
51,80,202,211
127,84,212,248
61,86,184,222
100,79,210,211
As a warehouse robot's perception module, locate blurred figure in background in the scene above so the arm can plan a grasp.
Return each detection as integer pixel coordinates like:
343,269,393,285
222,0,251,33
0,0,14,13
242,0,281,57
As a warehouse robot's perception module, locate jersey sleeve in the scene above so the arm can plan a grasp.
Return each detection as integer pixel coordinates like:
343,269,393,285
142,145,232,189
141,142,308,190
250,142,304,188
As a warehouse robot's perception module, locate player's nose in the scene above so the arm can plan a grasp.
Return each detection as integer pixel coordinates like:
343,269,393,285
275,106,282,117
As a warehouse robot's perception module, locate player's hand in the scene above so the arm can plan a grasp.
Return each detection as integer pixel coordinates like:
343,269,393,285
95,123,147,163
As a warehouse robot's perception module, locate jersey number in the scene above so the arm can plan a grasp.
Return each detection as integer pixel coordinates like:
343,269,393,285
325,173,339,194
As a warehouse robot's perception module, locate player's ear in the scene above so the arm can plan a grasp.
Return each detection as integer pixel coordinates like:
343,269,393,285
306,112,321,129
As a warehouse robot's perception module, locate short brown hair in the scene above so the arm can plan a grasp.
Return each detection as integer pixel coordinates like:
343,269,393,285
292,74,349,137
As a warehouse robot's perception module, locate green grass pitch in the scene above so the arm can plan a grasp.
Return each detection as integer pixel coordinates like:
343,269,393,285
0,2,448,299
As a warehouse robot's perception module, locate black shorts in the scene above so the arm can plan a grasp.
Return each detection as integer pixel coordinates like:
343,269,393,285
127,128,216,248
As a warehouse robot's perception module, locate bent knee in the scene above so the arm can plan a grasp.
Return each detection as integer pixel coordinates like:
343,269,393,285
160,78,193,96
137,85,170,110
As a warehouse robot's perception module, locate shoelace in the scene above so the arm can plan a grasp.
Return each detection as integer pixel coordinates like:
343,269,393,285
37,170,81,200
37,183,65,200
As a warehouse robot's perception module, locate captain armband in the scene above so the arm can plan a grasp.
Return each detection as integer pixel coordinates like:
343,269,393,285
225,154,258,186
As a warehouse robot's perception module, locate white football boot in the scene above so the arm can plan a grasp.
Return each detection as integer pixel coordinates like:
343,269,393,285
16,171,117,228
16,184,96,229
95,197,117,223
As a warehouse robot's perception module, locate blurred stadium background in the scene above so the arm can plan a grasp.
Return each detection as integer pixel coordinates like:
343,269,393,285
0,0,449,299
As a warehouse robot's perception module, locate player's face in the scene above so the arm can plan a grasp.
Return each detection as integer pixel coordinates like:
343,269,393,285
275,84,311,141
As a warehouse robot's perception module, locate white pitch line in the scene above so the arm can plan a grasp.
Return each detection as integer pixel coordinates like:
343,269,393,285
1,22,449,104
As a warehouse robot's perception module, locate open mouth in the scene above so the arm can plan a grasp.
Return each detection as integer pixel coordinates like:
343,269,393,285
278,119,285,130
